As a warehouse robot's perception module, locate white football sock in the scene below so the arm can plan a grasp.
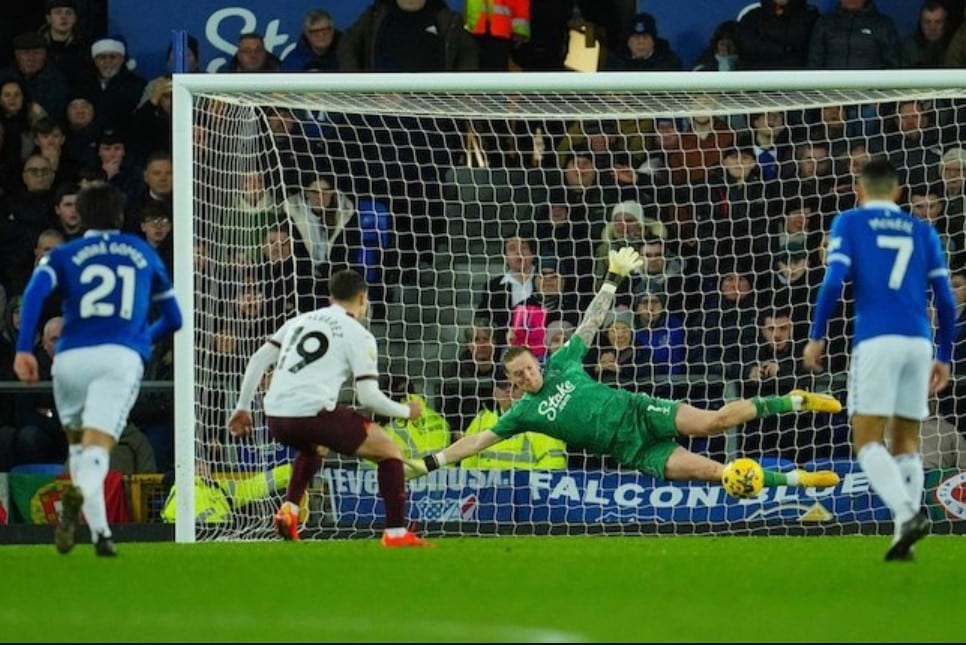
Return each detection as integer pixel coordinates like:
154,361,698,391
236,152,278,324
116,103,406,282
894,452,924,511
68,444,83,483
75,445,111,539
893,452,924,542
858,443,916,527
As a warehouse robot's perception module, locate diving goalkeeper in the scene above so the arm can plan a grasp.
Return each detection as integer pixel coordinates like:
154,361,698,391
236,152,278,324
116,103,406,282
408,247,842,495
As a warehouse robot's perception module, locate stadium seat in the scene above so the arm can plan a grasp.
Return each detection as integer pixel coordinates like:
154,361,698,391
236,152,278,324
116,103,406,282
437,326,461,363
467,237,506,258
448,264,488,292
429,288,456,308
421,286,475,311
368,322,388,343
420,267,446,288
399,285,420,306
404,341,441,381
444,167,516,204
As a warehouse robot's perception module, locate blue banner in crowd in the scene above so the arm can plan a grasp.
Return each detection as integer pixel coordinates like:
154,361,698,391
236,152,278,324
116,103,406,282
110,1,920,80
322,462,897,526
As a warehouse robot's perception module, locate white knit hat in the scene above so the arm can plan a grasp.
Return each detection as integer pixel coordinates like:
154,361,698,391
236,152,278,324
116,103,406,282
544,320,575,347
941,146,966,167
91,37,125,58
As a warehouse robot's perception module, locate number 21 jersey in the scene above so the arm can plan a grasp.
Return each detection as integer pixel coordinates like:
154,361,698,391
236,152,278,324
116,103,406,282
264,305,378,417
43,230,174,360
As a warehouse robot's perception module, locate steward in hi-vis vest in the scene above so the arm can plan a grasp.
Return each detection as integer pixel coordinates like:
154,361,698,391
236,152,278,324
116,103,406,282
384,393,451,459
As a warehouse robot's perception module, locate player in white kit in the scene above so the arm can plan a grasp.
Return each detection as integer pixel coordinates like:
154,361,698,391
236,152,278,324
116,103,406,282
228,269,428,547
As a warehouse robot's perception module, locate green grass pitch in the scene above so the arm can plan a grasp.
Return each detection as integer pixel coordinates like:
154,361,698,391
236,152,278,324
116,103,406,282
1,535,963,643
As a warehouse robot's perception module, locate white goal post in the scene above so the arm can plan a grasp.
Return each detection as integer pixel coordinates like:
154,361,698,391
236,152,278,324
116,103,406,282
172,70,966,543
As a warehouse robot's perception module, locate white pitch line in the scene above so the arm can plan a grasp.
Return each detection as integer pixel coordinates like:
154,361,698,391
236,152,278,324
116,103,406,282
0,608,588,643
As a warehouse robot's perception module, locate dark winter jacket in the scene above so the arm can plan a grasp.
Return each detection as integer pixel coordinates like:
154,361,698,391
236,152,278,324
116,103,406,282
282,31,342,72
604,37,683,71
807,0,900,69
737,0,819,69
339,0,478,71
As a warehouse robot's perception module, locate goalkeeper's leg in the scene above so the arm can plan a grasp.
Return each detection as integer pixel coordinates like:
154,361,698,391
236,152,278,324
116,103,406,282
674,392,842,440
662,447,839,489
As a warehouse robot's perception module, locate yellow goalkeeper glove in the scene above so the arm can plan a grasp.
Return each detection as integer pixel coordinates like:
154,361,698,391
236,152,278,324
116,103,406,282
404,458,429,480
606,246,643,283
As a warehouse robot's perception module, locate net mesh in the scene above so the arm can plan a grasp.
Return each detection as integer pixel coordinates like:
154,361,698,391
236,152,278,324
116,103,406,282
184,82,966,540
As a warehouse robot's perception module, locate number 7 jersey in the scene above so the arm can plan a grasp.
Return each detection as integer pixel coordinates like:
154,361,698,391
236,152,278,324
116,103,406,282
824,201,950,345
42,230,175,360
264,305,379,417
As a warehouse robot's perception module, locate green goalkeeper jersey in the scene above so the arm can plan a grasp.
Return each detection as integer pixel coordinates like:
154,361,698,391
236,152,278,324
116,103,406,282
492,337,680,472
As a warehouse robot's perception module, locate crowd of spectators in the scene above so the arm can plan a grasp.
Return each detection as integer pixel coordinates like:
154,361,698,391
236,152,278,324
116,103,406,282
2,0,966,486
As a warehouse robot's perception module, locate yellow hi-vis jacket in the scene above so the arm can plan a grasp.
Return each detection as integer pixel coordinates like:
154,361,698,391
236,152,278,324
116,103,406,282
464,0,530,41
384,394,451,459
461,407,567,469
161,464,295,523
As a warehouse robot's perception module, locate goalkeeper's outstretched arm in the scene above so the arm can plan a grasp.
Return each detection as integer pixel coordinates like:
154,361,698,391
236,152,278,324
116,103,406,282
574,247,642,347
406,430,503,478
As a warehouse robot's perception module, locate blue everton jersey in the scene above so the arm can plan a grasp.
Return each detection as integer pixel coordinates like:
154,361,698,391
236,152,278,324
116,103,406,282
825,202,948,345
41,231,175,360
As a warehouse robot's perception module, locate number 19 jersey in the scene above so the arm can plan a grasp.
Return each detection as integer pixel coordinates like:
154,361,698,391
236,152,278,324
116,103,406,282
264,305,378,417
827,201,949,346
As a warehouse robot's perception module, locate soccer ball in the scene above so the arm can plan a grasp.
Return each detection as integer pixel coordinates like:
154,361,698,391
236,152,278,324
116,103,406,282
721,458,764,499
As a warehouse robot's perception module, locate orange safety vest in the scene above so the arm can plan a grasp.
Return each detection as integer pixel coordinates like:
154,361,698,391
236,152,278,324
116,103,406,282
464,0,530,41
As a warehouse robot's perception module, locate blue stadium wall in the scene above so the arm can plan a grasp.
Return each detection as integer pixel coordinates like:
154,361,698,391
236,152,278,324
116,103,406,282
111,0,922,80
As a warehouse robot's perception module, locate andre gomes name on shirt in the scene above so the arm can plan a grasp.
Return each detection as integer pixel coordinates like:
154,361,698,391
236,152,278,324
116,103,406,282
71,240,149,269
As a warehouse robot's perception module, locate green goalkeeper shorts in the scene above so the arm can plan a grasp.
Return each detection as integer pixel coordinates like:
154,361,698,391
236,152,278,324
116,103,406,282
623,395,681,480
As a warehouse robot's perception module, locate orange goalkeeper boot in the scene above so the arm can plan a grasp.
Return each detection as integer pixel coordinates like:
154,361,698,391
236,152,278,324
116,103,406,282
273,503,300,541
381,530,432,548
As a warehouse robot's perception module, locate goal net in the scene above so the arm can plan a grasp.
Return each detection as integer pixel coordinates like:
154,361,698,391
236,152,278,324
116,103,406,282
172,72,966,542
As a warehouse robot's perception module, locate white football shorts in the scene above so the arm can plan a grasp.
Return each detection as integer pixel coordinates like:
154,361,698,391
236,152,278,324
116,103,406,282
848,335,933,419
52,344,145,440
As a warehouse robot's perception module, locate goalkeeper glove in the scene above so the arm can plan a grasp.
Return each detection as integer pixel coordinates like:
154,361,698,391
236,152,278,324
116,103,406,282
404,454,444,480
404,458,429,480
606,246,644,285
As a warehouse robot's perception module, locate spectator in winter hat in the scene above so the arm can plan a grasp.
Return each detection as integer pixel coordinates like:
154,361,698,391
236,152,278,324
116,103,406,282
4,31,68,120
589,306,638,387
604,12,683,71
595,200,666,280
91,35,126,62
545,320,575,354
41,0,88,80
77,34,146,133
